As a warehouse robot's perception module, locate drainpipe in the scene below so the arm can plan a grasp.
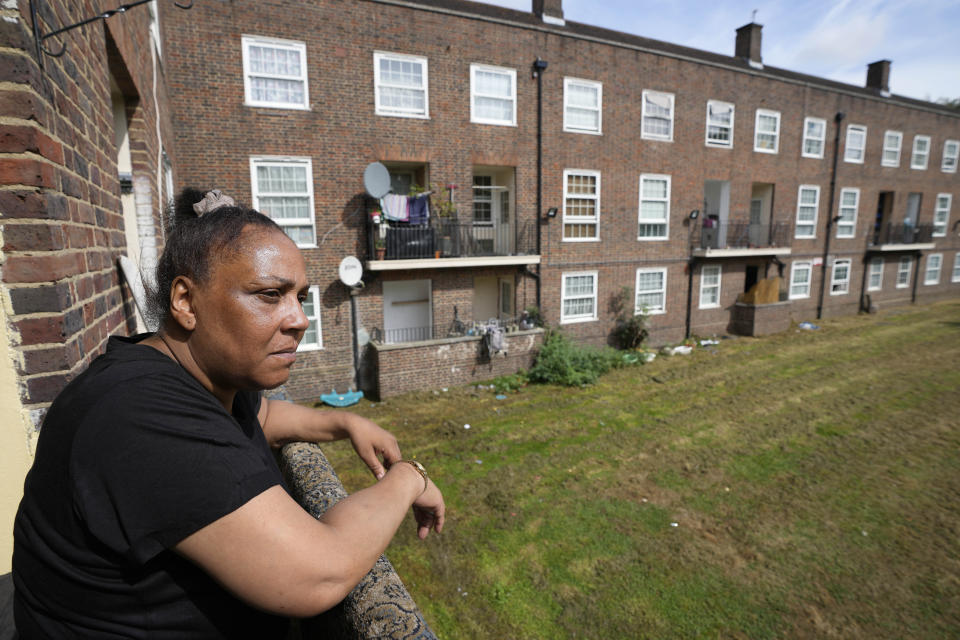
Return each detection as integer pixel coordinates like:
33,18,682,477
685,257,696,339
533,57,548,313
911,252,920,304
817,111,845,320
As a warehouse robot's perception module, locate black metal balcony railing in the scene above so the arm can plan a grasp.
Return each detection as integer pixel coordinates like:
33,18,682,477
369,218,536,261
870,222,934,246
690,220,792,251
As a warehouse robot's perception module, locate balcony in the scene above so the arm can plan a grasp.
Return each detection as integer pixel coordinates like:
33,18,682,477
868,223,935,251
367,218,539,271
690,220,792,257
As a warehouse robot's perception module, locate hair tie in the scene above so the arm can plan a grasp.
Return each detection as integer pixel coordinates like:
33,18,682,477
193,190,235,217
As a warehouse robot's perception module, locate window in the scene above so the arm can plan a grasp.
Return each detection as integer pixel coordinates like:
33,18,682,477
754,109,780,153
844,124,867,163
561,272,598,323
911,135,930,169
795,185,820,239
250,157,316,247
933,194,951,237
836,188,859,238
242,36,309,109
564,78,602,134
641,90,674,141
896,256,912,288
699,264,722,308
298,285,322,351
924,254,942,285
635,268,667,314
638,174,670,240
472,175,493,226
374,52,428,118
562,170,600,241
943,140,960,173
802,117,826,158
789,261,812,299
830,259,851,295
882,131,902,167
867,258,883,291
705,100,734,147
953,253,960,283
471,64,516,126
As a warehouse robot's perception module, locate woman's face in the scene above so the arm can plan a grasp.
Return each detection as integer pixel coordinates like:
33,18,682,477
187,226,310,393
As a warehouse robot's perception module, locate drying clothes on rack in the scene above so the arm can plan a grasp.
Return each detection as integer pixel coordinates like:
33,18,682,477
381,194,409,222
407,194,430,225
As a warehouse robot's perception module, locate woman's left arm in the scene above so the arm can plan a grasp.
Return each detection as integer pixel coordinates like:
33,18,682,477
259,398,401,479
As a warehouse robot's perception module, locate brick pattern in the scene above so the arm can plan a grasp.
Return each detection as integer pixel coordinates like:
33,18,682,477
159,0,960,398
0,1,171,423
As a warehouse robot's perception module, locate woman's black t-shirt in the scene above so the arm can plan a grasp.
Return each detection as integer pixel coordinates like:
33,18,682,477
12,335,289,638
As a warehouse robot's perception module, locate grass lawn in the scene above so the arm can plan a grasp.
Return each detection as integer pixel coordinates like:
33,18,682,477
320,300,960,639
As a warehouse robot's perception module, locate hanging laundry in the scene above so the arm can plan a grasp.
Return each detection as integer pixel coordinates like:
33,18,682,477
407,194,430,225
381,193,409,222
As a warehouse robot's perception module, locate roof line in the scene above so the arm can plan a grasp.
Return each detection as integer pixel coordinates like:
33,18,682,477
368,0,959,120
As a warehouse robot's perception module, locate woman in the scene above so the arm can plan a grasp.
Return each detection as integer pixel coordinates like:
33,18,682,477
12,189,445,638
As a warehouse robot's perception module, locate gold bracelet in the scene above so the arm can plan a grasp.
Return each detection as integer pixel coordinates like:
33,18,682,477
395,459,428,495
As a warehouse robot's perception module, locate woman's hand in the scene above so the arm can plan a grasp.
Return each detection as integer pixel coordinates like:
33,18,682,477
412,479,445,540
344,413,402,479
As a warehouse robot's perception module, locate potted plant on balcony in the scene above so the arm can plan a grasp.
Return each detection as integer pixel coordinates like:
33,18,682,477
374,236,385,260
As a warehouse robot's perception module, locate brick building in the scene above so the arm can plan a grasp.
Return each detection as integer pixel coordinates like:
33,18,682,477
159,0,960,401
0,0,175,570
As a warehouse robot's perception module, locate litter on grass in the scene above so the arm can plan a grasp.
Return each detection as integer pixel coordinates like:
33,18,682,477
700,339,719,346
495,394,507,400
798,321,820,330
664,345,693,356
463,424,471,430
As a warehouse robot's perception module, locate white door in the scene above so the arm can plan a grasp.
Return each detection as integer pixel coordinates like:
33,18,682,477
382,280,431,344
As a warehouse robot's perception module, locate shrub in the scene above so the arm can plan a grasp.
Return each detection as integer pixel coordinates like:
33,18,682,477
610,286,649,350
528,331,623,386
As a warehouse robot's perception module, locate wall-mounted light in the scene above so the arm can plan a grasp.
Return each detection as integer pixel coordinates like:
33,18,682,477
545,207,558,218
689,209,700,219
532,57,549,78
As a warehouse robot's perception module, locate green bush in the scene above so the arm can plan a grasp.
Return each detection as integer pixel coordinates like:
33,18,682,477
610,286,649,350
528,331,623,386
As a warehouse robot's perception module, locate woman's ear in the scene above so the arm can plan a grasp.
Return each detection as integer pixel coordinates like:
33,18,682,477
169,275,197,331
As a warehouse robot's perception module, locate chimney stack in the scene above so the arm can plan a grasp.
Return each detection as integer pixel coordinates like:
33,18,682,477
735,23,763,69
866,60,891,97
533,0,565,26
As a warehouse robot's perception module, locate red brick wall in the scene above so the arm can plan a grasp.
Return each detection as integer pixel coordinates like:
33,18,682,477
160,0,960,398
0,0,172,423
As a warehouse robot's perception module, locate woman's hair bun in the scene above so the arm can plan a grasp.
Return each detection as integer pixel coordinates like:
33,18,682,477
173,187,207,225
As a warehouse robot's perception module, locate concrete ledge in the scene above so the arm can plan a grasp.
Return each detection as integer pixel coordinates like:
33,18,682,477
278,443,437,640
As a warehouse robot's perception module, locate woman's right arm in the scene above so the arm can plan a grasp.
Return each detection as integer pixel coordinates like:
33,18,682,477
174,462,444,617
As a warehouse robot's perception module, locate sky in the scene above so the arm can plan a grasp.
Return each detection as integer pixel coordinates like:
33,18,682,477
474,0,960,103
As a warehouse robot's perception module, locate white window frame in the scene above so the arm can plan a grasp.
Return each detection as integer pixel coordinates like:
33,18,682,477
373,51,429,119
802,117,826,159
698,264,722,309
933,193,951,237
560,271,598,324
241,35,309,110
882,130,902,167
794,185,820,239
641,90,675,142
844,124,867,164
836,187,859,239
563,77,602,135
562,169,600,242
789,261,812,299
470,64,517,126
753,109,781,153
867,258,883,292
637,173,670,241
911,135,930,170
297,285,323,351
830,258,852,295
705,100,734,148
942,140,960,173
952,253,960,283
924,254,942,285
635,267,667,315
896,256,912,289
249,156,317,248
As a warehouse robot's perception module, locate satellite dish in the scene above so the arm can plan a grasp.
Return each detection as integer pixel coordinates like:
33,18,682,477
338,256,363,287
363,162,391,199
